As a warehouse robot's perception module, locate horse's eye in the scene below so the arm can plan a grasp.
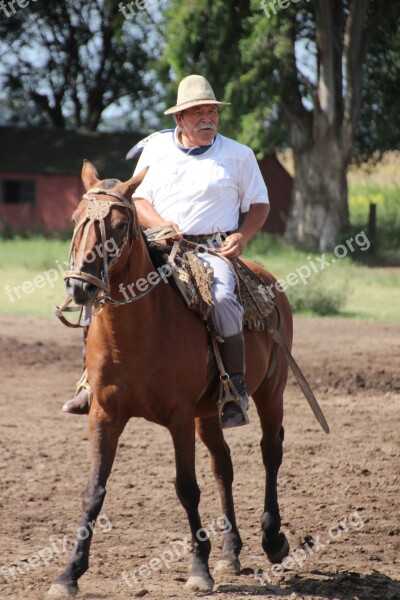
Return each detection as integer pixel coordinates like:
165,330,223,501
116,221,128,231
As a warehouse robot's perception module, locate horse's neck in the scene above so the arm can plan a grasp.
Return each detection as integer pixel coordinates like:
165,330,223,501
127,233,154,282
108,233,166,311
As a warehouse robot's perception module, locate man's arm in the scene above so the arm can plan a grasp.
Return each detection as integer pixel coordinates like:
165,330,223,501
219,203,270,259
133,198,183,239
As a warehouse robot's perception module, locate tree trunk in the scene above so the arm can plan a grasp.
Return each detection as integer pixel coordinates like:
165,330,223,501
282,0,373,253
284,140,350,252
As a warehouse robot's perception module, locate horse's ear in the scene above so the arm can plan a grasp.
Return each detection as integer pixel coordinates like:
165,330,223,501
121,167,149,201
82,160,100,191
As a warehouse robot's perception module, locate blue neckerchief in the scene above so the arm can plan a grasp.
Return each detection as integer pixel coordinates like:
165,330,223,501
174,128,217,155
175,143,213,155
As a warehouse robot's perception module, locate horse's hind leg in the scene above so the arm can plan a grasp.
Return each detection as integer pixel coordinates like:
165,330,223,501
48,412,126,599
253,381,290,564
196,416,243,576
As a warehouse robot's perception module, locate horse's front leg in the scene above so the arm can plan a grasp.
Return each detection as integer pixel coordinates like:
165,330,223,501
196,415,243,576
169,410,214,592
48,412,126,599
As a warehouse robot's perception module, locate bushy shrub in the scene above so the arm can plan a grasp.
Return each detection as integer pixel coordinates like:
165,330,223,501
286,277,348,316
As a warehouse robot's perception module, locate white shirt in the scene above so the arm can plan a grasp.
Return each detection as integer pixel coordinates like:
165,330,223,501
132,128,269,235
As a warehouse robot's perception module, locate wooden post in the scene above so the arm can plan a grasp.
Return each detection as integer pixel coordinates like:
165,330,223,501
368,202,377,254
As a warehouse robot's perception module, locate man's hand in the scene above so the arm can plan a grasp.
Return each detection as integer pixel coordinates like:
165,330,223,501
163,220,183,242
219,204,270,259
219,232,247,259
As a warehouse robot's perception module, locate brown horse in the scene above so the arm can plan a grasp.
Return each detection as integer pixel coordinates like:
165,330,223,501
48,160,293,598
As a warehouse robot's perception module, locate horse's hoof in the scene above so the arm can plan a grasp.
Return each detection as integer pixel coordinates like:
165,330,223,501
266,534,289,564
213,557,241,576
185,573,214,592
47,582,78,598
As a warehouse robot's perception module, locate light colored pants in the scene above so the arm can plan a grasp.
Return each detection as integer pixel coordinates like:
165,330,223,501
197,251,243,338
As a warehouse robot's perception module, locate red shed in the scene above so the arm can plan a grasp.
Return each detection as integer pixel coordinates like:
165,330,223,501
258,154,293,236
0,127,142,233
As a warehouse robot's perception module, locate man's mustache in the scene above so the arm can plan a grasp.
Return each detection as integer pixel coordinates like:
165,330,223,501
195,122,217,132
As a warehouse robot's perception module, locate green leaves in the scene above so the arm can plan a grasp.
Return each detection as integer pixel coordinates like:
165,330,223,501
0,0,151,131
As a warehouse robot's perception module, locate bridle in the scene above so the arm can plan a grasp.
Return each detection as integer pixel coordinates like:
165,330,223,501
63,187,137,297
55,187,160,327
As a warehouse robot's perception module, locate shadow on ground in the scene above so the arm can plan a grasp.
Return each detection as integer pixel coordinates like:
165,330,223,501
215,570,399,599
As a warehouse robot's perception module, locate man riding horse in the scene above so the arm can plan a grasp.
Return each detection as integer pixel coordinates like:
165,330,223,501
63,74,270,428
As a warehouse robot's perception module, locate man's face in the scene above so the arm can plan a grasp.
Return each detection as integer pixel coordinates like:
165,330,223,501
177,104,219,147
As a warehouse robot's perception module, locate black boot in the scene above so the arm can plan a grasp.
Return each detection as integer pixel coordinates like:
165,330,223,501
62,388,90,415
218,332,249,429
62,327,90,415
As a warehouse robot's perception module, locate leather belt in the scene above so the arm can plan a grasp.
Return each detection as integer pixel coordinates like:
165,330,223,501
183,231,234,244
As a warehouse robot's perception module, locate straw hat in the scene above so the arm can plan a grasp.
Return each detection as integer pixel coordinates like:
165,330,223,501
164,75,230,115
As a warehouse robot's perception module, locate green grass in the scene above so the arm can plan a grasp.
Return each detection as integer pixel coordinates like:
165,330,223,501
0,238,70,318
0,233,399,322
0,236,70,270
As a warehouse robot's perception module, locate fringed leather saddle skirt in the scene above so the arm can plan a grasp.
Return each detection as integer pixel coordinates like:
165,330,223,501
146,235,276,331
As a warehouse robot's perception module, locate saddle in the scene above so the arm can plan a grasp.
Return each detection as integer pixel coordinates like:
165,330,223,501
145,230,276,332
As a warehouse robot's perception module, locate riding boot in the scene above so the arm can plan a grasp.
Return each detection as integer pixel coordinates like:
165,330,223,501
62,326,90,415
218,332,250,429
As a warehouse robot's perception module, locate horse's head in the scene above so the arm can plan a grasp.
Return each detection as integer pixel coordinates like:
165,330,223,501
65,160,145,306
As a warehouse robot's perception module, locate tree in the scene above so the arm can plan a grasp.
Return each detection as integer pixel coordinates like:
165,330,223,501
159,0,400,251
0,0,155,131
354,14,400,162
158,1,252,136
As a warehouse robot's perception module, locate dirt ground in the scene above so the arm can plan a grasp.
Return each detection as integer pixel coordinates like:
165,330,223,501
0,315,399,600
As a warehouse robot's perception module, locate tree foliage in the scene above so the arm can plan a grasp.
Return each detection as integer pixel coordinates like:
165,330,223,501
354,13,400,162
158,1,253,136
0,0,155,131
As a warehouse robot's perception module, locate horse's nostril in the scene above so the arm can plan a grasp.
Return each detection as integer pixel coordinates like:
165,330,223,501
83,282,97,294
65,278,100,306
